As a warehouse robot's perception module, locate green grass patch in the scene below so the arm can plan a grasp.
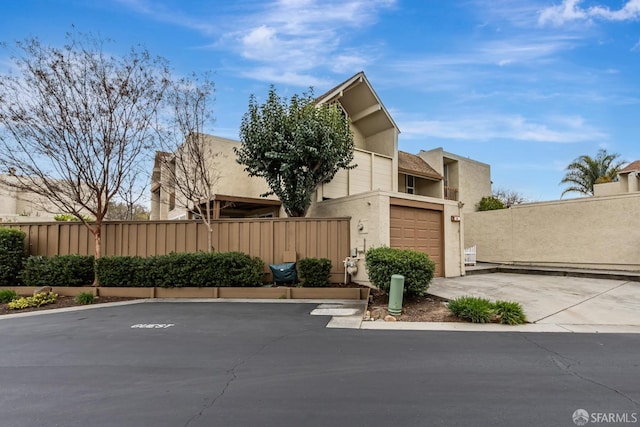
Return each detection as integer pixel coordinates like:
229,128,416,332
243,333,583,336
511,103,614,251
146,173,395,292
0,289,18,303
74,292,95,305
447,296,527,325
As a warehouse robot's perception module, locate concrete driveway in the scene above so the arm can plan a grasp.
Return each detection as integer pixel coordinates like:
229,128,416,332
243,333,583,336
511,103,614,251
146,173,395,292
429,273,640,333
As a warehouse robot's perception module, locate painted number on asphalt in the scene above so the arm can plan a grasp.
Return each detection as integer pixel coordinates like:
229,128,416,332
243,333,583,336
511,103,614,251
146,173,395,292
130,323,175,329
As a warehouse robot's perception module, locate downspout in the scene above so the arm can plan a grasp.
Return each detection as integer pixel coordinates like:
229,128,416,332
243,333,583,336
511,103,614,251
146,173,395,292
458,201,465,276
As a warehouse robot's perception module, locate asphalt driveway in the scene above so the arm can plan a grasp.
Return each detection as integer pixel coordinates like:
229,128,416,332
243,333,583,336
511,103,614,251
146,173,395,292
1,301,640,427
429,273,640,332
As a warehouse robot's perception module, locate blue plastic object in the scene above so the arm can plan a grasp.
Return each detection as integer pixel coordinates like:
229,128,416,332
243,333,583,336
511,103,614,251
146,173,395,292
269,262,297,284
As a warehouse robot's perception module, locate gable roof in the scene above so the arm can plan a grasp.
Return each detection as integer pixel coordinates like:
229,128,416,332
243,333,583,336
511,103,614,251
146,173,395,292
619,160,640,174
315,71,399,136
398,151,443,181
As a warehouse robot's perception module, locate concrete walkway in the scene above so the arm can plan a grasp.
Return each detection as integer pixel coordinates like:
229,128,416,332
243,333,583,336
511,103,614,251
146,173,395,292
385,272,640,333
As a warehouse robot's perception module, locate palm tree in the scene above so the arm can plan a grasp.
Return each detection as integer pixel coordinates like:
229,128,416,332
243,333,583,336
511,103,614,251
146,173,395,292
560,149,626,197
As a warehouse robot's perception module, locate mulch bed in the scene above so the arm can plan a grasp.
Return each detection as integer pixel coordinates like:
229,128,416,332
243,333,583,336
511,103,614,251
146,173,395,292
0,296,138,316
338,282,464,322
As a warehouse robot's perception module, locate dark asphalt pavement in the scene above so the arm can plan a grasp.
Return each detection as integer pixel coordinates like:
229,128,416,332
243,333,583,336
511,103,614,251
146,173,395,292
1,301,639,427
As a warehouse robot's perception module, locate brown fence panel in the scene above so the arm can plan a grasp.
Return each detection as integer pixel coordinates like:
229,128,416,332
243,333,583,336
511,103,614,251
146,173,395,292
2,218,350,282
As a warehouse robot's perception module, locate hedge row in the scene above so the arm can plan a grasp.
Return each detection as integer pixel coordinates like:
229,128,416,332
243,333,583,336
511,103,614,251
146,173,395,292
0,231,334,288
22,255,95,287
95,252,265,288
0,228,25,286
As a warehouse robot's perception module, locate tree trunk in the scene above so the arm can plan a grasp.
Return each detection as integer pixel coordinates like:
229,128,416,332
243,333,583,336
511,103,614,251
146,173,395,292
206,222,213,252
92,224,101,287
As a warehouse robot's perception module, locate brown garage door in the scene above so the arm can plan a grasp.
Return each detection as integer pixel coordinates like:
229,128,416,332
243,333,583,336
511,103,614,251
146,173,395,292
390,203,444,277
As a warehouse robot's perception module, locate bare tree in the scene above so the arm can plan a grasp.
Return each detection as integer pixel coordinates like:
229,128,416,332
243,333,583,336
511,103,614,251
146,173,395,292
156,73,220,251
107,164,151,220
0,32,170,266
493,188,527,207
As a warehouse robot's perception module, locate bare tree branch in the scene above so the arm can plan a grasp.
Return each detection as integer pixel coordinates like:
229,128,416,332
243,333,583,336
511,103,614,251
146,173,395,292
0,31,170,265
155,73,219,250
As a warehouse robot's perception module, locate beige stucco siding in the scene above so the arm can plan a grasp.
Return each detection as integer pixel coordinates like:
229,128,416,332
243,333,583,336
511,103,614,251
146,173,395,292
457,157,491,212
201,135,275,201
309,190,464,284
465,194,640,271
0,175,74,222
159,135,279,220
418,148,490,213
308,191,390,284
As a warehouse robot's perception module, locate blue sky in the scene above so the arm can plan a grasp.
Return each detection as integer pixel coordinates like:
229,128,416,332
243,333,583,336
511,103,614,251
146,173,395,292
2,0,640,201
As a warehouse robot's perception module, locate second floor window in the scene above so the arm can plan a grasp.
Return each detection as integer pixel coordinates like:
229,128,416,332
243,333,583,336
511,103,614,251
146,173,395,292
406,175,415,195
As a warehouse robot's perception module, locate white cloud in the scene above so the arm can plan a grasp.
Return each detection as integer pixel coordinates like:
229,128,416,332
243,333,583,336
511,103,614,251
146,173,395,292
385,35,578,92
240,67,331,88
230,0,395,84
539,0,640,26
117,0,396,86
114,0,218,35
241,26,279,60
398,114,607,144
589,0,640,21
539,0,587,26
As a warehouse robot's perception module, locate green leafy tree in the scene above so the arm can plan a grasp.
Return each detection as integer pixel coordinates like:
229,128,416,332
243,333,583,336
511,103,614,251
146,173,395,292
560,149,625,197
477,196,505,211
236,87,354,217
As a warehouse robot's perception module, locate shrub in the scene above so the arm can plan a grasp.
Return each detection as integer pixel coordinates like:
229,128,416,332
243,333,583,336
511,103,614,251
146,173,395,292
21,255,95,287
477,196,505,211
447,296,494,323
297,258,332,287
0,289,18,303
95,256,149,287
494,300,527,325
8,292,58,310
74,292,95,305
96,252,265,288
365,246,435,297
0,228,26,285
53,214,94,222
447,296,528,324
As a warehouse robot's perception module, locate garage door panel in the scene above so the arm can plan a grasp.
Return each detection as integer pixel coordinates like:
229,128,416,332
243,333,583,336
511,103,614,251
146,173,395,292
390,205,443,277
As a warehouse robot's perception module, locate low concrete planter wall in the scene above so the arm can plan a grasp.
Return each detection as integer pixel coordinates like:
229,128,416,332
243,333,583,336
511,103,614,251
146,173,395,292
1,286,369,300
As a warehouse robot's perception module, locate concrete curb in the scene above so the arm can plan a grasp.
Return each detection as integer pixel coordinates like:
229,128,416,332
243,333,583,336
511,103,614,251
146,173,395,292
4,298,639,334
0,299,147,321
359,321,640,333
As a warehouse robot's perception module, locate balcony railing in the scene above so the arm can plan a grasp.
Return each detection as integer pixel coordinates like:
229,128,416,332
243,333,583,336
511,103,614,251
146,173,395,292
444,186,459,201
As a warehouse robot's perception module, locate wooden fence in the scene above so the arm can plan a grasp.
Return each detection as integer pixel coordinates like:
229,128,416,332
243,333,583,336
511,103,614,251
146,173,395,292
4,218,351,282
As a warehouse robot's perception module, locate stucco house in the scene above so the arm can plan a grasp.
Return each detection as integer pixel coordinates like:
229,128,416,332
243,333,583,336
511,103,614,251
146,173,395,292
594,160,640,197
150,136,282,221
0,172,68,222
151,72,492,281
